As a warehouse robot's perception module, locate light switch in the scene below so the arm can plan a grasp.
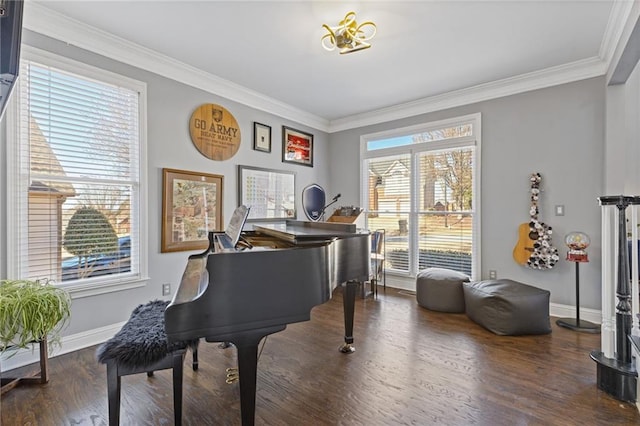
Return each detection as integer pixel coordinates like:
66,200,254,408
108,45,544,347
555,205,565,216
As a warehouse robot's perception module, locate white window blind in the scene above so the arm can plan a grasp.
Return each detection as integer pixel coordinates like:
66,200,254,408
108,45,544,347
362,115,479,279
366,154,412,272
12,50,145,288
416,148,474,276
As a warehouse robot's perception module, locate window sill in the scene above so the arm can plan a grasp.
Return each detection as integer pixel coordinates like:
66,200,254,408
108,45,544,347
59,275,149,299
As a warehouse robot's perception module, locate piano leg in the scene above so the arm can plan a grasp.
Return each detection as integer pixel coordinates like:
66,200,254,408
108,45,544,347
230,325,286,426
340,280,358,354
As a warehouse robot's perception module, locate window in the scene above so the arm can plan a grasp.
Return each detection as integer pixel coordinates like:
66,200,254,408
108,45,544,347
361,114,480,279
7,47,147,295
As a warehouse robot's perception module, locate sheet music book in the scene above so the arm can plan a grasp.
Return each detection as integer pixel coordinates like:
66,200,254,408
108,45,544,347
215,205,250,251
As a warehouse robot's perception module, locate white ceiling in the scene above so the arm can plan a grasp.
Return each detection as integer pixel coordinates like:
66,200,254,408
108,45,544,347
28,1,623,130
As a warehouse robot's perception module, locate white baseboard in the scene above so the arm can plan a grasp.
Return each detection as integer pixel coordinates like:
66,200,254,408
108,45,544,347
0,321,125,373
381,276,603,324
549,303,602,324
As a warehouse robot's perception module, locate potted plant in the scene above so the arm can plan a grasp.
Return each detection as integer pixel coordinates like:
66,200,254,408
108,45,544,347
0,278,71,354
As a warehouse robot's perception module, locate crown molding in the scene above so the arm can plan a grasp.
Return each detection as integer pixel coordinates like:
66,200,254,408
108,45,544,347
23,2,613,135
604,0,640,84
599,0,635,68
22,2,330,132
328,57,607,133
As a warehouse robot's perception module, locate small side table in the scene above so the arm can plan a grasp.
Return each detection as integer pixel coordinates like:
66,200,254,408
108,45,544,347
1,338,49,394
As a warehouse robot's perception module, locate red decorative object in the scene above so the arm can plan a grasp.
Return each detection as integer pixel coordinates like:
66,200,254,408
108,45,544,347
565,231,590,263
567,252,589,262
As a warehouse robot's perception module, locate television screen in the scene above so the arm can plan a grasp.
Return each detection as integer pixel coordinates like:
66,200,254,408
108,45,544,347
0,0,24,121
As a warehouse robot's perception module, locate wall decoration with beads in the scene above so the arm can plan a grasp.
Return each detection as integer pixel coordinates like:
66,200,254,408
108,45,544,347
512,173,559,269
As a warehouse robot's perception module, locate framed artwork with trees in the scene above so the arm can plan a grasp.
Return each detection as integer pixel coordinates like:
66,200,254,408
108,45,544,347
161,168,224,252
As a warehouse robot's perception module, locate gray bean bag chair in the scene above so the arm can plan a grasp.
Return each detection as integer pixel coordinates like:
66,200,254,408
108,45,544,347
463,279,551,335
416,268,470,313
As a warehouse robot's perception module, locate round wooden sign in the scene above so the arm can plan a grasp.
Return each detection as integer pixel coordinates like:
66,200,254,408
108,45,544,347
189,103,241,161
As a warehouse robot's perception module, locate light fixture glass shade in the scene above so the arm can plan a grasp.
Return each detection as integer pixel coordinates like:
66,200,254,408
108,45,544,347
565,231,590,262
321,11,377,54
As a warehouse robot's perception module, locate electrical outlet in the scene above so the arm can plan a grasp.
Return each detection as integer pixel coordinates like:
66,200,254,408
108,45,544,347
162,283,171,296
555,205,565,216
489,270,497,279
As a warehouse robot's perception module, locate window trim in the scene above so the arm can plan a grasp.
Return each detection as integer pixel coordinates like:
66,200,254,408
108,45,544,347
6,45,149,298
360,113,481,280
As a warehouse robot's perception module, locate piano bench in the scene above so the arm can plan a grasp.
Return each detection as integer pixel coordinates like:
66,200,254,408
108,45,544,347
96,300,199,426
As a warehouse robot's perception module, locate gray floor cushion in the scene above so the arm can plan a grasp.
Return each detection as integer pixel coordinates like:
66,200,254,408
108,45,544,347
463,279,551,335
416,267,470,313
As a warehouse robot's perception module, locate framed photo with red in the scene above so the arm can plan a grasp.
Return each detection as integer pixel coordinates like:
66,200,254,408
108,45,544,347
282,126,313,167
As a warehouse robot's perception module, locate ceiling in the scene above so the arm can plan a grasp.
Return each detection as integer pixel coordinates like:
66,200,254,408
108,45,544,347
27,1,623,131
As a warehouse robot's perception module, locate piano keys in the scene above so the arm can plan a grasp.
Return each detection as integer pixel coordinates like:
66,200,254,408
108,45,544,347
165,215,370,426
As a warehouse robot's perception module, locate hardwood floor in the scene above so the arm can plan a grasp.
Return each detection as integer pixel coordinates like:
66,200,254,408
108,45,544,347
1,287,639,425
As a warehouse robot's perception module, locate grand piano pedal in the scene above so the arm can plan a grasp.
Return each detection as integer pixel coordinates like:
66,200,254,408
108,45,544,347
225,367,239,384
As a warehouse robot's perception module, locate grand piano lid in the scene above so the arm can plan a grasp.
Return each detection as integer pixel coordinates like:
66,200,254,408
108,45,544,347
253,220,366,244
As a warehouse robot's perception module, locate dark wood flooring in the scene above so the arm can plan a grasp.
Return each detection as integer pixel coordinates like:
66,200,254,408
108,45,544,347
1,287,639,425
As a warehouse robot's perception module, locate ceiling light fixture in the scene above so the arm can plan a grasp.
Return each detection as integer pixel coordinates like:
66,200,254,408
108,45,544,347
321,11,377,54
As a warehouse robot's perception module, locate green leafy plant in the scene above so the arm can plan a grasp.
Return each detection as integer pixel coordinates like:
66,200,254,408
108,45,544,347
0,279,71,354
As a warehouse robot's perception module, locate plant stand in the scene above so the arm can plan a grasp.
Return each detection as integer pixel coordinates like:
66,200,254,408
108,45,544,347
1,338,49,395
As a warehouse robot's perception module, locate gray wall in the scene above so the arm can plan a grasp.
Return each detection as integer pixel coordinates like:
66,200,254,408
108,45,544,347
605,60,640,196
328,77,606,309
2,31,330,337
0,30,614,336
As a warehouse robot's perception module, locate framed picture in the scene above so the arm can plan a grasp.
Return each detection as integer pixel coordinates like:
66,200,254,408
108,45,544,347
253,122,271,153
282,126,313,167
161,168,223,252
238,165,296,221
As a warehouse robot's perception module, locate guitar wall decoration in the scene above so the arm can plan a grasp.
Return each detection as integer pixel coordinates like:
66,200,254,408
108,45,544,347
512,173,559,269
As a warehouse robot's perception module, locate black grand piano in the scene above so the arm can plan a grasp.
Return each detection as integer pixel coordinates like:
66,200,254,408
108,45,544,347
165,206,370,425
